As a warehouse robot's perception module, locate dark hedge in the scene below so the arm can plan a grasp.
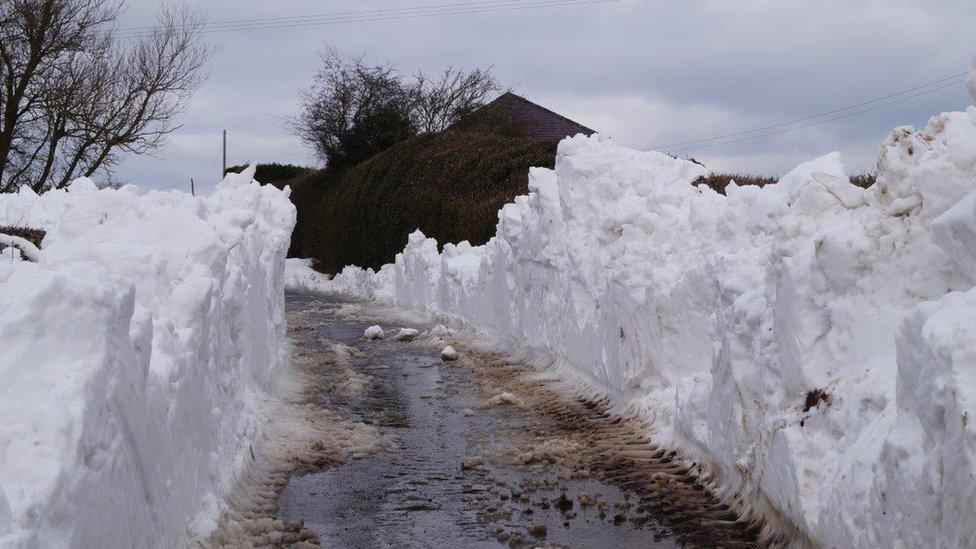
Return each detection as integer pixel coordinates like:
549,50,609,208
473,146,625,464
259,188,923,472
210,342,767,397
287,132,557,274
225,163,314,189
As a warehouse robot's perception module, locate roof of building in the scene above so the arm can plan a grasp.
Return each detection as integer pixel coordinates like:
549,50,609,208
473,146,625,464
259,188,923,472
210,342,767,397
451,92,595,142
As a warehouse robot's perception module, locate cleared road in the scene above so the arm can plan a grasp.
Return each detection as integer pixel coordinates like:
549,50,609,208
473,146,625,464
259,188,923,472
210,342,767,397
276,291,763,548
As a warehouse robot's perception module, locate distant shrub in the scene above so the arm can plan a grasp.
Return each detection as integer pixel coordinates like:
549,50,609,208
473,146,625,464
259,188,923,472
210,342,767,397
288,132,556,273
0,225,45,248
225,163,314,189
693,173,779,194
695,171,878,194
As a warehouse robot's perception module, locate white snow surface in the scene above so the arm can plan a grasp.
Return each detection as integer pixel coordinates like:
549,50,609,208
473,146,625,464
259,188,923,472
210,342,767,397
440,345,458,361
287,96,976,546
285,258,394,302
395,328,420,342
0,166,295,547
364,325,385,340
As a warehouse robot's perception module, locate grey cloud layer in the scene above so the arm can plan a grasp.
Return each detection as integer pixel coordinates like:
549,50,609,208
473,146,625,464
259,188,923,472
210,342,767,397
113,0,976,189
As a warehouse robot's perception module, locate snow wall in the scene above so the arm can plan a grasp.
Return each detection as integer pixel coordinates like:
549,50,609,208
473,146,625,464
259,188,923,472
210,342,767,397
289,80,976,547
0,166,295,547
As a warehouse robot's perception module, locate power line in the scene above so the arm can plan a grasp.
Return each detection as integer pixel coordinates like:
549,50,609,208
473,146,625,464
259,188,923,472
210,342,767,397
120,0,613,31
122,0,624,36
115,0,627,38
658,74,967,154
654,71,968,151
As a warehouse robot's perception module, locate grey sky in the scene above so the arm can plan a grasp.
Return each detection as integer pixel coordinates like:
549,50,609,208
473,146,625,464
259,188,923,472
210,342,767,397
113,0,976,193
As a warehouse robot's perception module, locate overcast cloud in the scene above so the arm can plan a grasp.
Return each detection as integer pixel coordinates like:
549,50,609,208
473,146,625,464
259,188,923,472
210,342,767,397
111,0,976,192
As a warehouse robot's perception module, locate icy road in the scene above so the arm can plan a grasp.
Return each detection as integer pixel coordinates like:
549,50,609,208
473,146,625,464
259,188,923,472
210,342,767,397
269,291,766,548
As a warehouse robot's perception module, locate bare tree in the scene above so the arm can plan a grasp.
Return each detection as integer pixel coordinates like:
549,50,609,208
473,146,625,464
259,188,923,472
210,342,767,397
295,49,415,171
294,49,500,170
410,66,501,133
0,0,211,192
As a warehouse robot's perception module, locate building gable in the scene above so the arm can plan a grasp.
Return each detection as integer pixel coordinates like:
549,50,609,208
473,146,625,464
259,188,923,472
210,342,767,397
451,92,595,142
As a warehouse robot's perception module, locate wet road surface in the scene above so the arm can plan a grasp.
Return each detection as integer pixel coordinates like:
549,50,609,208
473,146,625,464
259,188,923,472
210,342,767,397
277,291,763,548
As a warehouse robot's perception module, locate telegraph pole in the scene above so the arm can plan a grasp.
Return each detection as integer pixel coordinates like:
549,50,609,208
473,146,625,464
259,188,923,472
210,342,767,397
222,129,227,177
190,178,195,196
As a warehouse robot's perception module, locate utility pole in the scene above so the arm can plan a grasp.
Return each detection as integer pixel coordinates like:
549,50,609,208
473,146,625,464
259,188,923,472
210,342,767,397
222,129,227,177
190,177,195,196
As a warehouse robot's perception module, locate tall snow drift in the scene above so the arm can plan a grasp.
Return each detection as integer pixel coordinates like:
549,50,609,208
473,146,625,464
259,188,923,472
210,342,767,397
0,167,295,547
287,79,976,546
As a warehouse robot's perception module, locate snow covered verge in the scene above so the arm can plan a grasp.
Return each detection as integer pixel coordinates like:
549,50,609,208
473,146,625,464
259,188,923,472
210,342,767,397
0,166,295,547
285,258,395,303
287,77,976,547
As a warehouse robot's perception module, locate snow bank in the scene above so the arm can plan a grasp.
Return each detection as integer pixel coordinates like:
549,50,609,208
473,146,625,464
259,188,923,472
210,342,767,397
0,166,295,547
285,258,394,302
288,89,976,544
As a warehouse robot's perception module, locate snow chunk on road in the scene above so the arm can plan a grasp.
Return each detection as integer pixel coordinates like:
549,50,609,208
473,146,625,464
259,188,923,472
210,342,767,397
364,325,385,340
0,166,295,547
480,392,520,408
395,328,420,341
440,345,459,361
